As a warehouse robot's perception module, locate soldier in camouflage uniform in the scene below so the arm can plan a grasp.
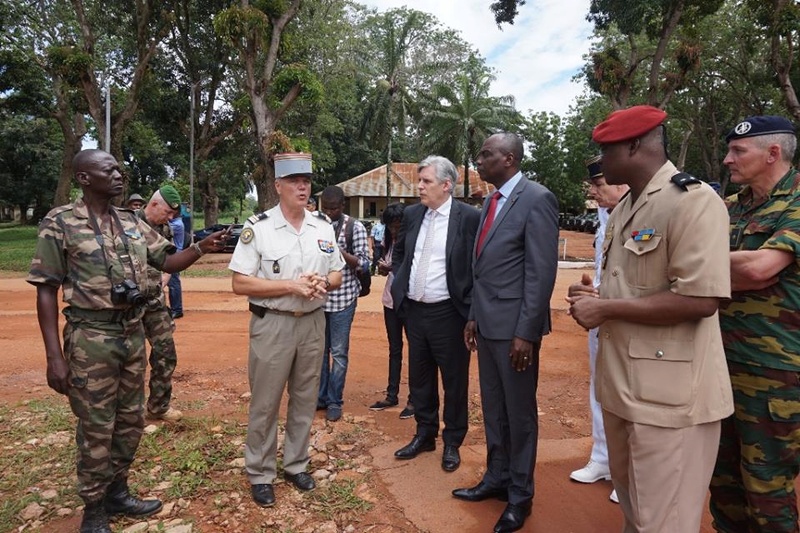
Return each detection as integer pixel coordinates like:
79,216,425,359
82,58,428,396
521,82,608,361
138,186,184,422
28,149,227,533
710,116,800,533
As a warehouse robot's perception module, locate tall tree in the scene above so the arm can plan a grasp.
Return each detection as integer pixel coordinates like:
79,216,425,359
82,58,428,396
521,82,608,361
2,0,88,206
746,0,800,121
584,0,724,109
215,0,323,209
420,55,519,200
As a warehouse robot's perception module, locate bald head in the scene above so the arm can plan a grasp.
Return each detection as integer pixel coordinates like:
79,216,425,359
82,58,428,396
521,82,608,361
73,149,115,175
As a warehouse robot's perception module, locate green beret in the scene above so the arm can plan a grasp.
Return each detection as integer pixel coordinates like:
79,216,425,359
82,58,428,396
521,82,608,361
159,184,181,210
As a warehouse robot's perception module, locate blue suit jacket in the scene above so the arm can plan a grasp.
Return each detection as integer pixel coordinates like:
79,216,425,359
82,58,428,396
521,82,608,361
470,177,559,341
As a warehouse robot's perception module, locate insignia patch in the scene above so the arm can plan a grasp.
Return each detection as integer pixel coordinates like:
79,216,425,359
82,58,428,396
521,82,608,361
240,227,254,244
272,261,280,274
318,239,335,253
631,228,655,241
125,230,142,240
734,121,752,135
730,227,744,250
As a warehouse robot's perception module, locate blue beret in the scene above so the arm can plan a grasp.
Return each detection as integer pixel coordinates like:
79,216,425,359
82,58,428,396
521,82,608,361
726,115,796,142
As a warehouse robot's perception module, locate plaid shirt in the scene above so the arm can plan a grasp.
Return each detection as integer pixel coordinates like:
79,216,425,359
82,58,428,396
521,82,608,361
324,214,370,312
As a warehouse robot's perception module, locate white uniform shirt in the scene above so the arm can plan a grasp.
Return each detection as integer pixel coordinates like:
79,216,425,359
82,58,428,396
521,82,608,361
228,206,345,313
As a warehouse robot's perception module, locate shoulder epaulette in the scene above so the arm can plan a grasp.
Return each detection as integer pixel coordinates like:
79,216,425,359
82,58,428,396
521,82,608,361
247,211,270,225
315,211,332,224
50,204,73,216
671,172,702,191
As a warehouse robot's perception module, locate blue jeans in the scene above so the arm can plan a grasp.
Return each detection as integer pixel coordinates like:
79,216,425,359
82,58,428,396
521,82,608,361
318,299,357,409
167,273,182,315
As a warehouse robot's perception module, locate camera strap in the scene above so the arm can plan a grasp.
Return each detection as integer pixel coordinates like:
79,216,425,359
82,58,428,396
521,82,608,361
87,208,139,285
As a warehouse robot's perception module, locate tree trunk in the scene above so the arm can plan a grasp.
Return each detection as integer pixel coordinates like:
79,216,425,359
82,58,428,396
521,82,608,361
53,124,85,207
201,169,219,227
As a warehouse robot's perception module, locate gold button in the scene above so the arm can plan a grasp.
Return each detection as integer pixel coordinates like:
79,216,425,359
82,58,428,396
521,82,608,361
655,350,664,358
604,333,610,339
612,269,619,277
638,246,644,251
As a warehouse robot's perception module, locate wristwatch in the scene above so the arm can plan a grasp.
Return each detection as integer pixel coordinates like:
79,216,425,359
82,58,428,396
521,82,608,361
323,275,331,289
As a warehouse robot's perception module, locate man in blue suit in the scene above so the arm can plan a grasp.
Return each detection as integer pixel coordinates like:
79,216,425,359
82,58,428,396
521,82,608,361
453,133,559,533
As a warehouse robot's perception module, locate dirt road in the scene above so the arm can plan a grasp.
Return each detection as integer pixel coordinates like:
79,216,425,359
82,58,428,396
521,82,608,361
0,231,719,532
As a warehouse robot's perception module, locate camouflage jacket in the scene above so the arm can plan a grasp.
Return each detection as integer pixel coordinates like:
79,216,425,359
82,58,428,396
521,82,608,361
137,210,175,301
720,168,800,370
27,197,174,310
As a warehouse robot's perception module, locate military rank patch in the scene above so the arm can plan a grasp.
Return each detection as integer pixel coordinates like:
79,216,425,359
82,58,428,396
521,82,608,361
631,228,655,241
318,239,335,253
240,227,254,244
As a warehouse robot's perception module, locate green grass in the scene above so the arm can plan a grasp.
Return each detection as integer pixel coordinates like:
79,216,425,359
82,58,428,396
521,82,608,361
0,225,38,272
0,398,244,532
309,479,372,520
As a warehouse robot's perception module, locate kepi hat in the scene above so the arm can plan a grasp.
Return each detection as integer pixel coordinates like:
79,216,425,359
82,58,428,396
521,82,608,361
592,105,668,144
274,153,314,179
725,116,796,142
585,155,603,180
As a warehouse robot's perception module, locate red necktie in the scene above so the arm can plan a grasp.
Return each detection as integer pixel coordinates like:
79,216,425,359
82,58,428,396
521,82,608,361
476,191,501,257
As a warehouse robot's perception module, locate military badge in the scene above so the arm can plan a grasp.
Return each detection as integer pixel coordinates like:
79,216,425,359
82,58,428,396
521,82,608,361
631,228,655,241
125,230,142,240
318,239,335,253
272,261,280,274
240,227,254,244
730,227,744,250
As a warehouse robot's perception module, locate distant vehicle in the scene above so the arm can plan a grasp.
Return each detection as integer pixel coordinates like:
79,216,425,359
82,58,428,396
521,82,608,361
193,224,244,253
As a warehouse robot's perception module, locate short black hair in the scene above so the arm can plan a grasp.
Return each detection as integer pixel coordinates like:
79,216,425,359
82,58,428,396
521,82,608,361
320,185,344,204
381,202,405,225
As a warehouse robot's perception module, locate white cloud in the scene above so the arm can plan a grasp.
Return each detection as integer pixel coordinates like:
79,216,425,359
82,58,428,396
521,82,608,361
362,0,595,116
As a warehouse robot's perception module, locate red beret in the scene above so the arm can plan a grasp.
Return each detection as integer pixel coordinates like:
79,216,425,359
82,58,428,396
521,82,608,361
592,105,668,144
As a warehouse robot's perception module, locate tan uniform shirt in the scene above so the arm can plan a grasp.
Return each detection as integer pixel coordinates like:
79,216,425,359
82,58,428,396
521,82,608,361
596,161,734,428
228,206,345,313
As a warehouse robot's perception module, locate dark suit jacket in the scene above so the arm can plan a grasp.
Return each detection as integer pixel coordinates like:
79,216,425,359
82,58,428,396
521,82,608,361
391,199,480,320
470,176,559,341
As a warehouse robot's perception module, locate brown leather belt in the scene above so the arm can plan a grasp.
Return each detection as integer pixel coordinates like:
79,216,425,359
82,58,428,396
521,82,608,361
249,302,317,318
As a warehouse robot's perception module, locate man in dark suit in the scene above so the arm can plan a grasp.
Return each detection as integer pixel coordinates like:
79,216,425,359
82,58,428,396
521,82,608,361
453,133,559,533
391,155,480,473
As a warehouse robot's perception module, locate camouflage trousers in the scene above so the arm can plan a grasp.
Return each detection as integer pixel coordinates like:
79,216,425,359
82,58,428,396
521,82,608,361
63,317,146,503
710,361,800,533
142,300,177,415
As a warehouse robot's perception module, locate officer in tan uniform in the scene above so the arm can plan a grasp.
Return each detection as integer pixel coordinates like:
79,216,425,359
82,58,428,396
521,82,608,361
229,152,344,508
568,106,733,533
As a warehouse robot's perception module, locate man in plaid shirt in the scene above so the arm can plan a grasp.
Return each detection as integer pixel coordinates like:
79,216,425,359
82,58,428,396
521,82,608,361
317,185,370,421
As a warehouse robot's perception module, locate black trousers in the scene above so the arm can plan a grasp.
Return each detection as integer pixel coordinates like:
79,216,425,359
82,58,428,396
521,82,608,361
404,299,470,447
477,333,541,506
383,305,408,403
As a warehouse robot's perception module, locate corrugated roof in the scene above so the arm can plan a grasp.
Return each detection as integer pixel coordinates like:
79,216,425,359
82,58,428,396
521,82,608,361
338,163,494,199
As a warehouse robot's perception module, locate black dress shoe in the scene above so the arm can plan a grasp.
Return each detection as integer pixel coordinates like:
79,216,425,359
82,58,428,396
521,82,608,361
285,471,316,491
452,481,508,502
441,445,461,472
494,502,532,533
394,435,436,459
251,484,275,507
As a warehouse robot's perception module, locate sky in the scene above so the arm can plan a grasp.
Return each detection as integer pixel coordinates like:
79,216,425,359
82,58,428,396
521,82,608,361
361,0,596,117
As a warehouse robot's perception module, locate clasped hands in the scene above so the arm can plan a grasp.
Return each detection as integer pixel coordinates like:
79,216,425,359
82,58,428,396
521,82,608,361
294,272,329,301
565,273,604,330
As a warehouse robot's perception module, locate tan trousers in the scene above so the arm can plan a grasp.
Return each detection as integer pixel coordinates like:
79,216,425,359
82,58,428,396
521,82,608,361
604,410,720,533
244,309,325,485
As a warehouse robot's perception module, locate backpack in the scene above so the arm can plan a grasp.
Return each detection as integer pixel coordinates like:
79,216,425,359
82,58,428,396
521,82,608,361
343,217,371,297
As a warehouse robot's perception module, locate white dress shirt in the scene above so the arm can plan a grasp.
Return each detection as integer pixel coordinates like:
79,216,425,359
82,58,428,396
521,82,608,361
408,196,451,303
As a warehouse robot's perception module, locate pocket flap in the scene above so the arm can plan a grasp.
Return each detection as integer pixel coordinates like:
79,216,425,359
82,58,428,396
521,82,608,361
623,234,662,256
629,337,693,362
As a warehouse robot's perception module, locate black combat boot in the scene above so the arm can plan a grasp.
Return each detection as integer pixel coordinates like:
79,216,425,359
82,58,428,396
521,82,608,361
103,478,163,517
80,501,112,533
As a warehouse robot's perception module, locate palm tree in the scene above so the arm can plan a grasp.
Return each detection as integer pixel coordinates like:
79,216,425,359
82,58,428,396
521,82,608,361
360,8,428,202
420,56,519,200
